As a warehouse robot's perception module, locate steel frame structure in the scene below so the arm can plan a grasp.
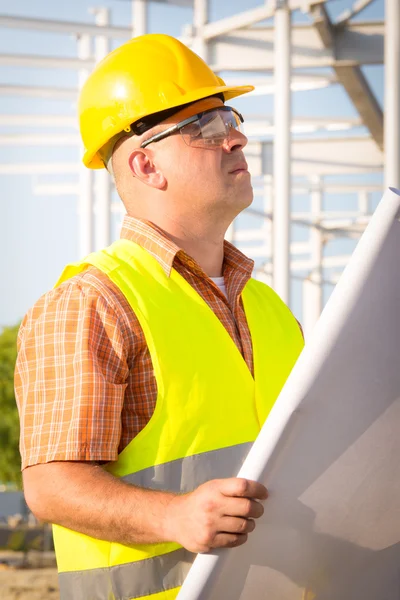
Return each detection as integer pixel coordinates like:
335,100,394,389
1,0,397,335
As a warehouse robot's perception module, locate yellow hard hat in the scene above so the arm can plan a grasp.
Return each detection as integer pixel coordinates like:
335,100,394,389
79,33,254,169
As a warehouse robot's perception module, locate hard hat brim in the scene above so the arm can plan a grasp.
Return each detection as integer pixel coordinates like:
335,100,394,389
83,83,254,169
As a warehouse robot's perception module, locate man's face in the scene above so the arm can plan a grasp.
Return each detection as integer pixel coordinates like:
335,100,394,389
141,97,253,222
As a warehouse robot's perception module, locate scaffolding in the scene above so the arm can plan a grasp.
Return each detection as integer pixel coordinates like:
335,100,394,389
0,0,397,336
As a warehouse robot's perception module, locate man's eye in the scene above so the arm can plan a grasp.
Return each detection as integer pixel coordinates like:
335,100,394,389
201,114,221,129
202,113,218,125
182,122,202,138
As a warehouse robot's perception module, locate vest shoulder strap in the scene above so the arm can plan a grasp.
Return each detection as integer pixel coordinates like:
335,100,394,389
54,239,148,288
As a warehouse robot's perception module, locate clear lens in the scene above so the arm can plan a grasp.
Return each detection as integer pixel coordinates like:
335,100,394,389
180,108,243,148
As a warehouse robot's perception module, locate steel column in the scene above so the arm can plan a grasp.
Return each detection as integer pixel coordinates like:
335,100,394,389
303,177,323,337
132,0,147,37
78,34,94,257
384,0,400,189
358,190,369,215
94,8,112,250
193,0,208,59
273,0,291,304
263,175,273,287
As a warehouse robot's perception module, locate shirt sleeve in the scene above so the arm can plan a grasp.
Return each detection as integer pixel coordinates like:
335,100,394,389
15,277,130,469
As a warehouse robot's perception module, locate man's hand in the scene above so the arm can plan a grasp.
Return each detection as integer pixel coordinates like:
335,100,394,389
163,478,268,553
23,463,267,551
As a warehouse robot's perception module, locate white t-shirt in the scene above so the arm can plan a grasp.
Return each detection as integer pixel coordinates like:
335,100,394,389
210,276,227,298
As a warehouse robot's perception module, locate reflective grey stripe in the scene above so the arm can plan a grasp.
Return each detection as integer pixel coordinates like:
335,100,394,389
122,442,253,493
58,444,253,599
58,547,194,600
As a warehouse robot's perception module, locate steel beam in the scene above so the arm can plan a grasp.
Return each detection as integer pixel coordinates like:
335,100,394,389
238,252,352,270
201,0,325,41
259,184,381,195
0,84,77,99
246,137,383,177
1,22,384,74
209,21,384,71
33,184,80,196
0,14,129,38
245,115,361,126
311,2,335,48
0,115,76,127
0,54,94,70
310,5,383,150
333,64,383,149
336,0,377,26
203,4,275,40
0,163,79,174
0,134,79,145
246,77,334,97
334,21,384,63
226,73,338,88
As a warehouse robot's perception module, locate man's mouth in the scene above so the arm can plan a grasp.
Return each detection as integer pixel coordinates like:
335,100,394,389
229,161,248,174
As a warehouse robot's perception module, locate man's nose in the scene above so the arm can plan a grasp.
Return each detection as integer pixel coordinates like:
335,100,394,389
222,128,248,153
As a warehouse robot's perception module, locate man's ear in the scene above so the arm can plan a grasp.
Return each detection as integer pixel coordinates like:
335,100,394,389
128,149,167,190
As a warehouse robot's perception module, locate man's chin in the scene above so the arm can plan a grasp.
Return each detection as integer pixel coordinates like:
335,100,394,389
240,186,254,210
229,192,254,222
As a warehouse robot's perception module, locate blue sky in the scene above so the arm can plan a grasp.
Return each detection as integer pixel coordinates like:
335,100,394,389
0,0,385,326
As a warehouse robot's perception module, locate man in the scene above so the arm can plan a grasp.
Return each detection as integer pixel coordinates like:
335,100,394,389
15,34,304,599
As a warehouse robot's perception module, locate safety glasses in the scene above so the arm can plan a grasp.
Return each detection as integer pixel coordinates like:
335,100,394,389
140,106,244,149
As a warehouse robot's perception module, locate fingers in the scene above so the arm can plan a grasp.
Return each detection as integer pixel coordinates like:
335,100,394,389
209,532,248,550
220,517,256,535
193,518,255,553
165,478,268,554
222,496,264,519
218,478,268,501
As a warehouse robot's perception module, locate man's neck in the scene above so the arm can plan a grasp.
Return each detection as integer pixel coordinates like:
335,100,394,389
155,219,227,278
176,236,225,277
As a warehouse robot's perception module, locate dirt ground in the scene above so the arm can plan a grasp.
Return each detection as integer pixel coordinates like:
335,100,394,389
0,552,59,600
0,566,59,600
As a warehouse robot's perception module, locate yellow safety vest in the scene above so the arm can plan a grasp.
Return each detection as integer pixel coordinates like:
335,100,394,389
52,239,304,600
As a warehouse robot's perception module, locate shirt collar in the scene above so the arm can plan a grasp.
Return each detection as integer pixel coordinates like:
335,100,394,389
120,215,254,279
120,215,180,277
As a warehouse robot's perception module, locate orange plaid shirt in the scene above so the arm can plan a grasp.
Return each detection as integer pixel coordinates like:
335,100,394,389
15,217,255,470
